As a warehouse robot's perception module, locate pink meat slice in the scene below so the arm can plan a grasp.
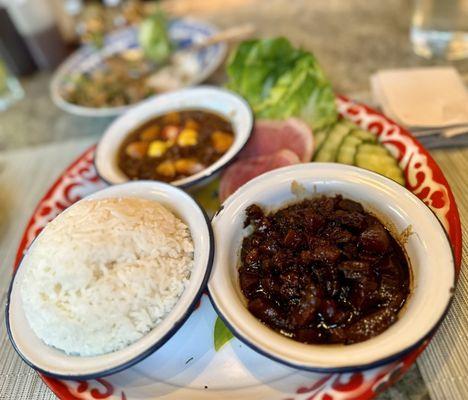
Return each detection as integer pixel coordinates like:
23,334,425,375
219,149,301,202
240,118,314,162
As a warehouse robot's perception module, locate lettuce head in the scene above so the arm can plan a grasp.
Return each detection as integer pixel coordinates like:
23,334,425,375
226,38,337,131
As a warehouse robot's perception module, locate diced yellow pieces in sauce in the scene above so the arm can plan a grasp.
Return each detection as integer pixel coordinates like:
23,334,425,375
140,125,160,141
156,160,176,178
177,128,198,147
125,141,148,159
155,158,205,179
184,118,200,130
211,131,234,153
148,140,172,158
161,125,180,141
174,158,205,175
119,111,235,183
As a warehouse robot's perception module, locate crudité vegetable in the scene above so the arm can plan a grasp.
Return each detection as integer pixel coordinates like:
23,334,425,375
226,37,405,185
313,120,405,185
139,10,173,63
226,37,338,132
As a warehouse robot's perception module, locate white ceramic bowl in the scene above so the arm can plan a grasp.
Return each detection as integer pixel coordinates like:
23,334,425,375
94,86,253,188
208,163,455,372
6,181,213,379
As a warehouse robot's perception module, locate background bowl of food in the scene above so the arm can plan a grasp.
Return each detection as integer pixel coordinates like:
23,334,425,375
50,16,227,117
208,162,455,372
6,181,213,379
94,86,253,188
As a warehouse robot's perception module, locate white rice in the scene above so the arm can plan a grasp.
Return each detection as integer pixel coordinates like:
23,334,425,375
20,197,194,356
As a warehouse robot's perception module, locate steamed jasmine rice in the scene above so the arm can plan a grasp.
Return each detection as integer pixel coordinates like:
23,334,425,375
20,197,194,356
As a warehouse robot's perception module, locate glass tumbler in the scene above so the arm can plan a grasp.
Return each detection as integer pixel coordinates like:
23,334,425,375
411,0,468,60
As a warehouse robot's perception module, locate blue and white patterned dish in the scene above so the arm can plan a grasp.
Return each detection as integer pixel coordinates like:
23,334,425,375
50,18,227,118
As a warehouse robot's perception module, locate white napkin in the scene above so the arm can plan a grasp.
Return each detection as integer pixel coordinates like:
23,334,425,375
371,67,468,137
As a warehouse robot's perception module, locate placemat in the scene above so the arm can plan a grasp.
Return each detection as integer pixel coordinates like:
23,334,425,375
417,149,468,400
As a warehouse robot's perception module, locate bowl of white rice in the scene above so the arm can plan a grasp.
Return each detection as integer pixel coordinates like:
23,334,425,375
6,181,213,379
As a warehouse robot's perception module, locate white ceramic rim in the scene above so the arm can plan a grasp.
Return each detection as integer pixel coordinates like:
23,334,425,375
208,163,455,371
7,181,213,378
94,86,253,187
49,19,227,118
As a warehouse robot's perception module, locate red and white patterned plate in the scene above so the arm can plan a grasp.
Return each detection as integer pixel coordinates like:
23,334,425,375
13,97,462,400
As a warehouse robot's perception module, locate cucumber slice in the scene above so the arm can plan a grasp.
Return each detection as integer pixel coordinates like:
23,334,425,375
384,168,406,186
314,123,351,162
355,143,405,185
355,153,397,167
357,143,389,156
336,135,362,164
336,128,376,165
314,129,329,154
341,120,359,130
350,129,376,143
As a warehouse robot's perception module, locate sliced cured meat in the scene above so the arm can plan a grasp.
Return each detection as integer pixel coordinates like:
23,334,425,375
218,119,312,202
240,118,314,162
219,149,300,202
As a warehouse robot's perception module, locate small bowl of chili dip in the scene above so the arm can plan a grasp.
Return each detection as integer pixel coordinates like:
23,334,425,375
208,163,455,372
95,86,253,188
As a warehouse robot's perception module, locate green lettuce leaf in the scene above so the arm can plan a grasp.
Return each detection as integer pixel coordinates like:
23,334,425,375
214,316,234,351
139,11,173,63
226,38,337,131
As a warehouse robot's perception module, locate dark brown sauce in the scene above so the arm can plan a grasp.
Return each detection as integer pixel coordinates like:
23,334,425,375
117,110,234,182
239,195,410,345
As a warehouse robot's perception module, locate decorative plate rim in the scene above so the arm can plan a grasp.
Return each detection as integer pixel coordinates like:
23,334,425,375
9,96,463,400
337,95,462,269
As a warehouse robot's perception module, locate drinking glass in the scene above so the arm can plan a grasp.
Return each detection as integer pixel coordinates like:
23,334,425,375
0,58,24,111
411,0,468,60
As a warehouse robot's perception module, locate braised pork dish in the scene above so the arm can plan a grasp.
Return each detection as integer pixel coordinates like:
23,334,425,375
239,195,410,345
